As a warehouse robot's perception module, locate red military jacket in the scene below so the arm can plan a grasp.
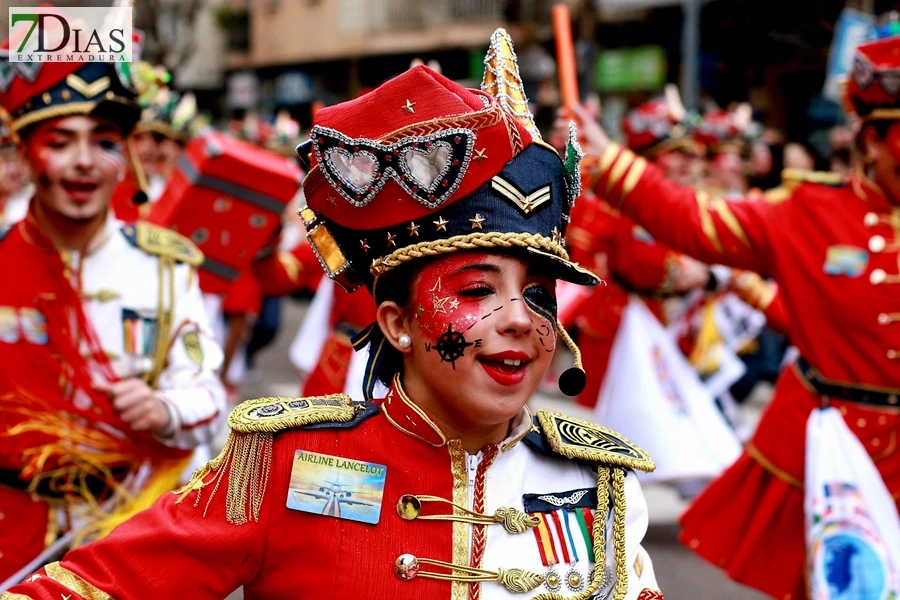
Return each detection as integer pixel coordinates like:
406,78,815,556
3,381,664,600
591,144,900,389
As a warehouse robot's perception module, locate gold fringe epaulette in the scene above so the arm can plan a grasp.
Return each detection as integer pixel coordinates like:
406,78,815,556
174,394,361,524
781,168,846,192
535,410,655,473
122,222,204,266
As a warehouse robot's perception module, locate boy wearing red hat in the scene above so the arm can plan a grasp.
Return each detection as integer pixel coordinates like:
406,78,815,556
3,30,664,600
0,46,225,583
566,33,900,600
566,96,712,408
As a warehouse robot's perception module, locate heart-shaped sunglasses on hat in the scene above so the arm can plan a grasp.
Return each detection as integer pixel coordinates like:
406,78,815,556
310,125,475,209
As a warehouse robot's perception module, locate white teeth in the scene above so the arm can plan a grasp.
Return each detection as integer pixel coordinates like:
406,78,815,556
502,359,523,367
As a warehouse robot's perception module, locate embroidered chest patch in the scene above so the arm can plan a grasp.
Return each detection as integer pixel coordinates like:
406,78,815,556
823,245,868,277
286,450,387,525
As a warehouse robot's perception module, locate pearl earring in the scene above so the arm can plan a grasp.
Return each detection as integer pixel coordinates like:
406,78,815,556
398,334,411,348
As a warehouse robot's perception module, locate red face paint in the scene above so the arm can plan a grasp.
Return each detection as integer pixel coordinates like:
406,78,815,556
412,252,492,343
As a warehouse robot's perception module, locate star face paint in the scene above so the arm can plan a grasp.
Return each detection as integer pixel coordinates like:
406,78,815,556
24,115,125,224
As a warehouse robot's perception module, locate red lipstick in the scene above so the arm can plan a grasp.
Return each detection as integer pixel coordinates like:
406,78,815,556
478,350,531,386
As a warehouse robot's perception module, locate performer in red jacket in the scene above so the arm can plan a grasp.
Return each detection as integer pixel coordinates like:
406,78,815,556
3,29,665,600
566,33,900,600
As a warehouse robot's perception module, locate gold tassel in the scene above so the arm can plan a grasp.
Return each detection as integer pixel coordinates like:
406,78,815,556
173,430,273,525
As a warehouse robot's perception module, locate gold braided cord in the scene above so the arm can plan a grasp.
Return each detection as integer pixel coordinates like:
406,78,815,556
12,101,97,132
409,557,545,593
44,561,113,600
408,494,539,534
533,465,610,600
371,232,567,277
146,256,176,389
378,102,503,144
611,468,630,600
0,593,31,599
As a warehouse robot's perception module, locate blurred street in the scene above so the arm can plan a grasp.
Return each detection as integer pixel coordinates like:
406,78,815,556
232,298,769,600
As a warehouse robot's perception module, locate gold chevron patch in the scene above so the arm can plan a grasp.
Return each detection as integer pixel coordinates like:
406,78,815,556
65,74,111,99
491,176,551,215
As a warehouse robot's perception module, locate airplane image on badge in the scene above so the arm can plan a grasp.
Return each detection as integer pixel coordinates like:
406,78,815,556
286,450,387,524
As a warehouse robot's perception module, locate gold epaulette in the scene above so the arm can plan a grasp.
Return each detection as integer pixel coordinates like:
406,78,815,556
535,410,655,473
175,394,372,525
781,168,846,192
122,222,204,266
228,393,359,432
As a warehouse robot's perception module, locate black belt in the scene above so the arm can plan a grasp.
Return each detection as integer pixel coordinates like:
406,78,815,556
0,467,126,500
796,357,900,409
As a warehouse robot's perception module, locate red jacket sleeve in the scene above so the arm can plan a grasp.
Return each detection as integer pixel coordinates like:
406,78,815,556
731,271,791,337
3,442,278,599
591,144,786,277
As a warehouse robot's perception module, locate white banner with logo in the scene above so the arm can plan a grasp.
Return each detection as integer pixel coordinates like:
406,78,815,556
593,297,742,482
805,407,900,599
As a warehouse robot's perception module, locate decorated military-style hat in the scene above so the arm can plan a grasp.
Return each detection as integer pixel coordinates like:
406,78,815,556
298,29,597,295
693,104,756,154
297,29,597,397
0,8,140,140
622,87,703,157
846,34,900,120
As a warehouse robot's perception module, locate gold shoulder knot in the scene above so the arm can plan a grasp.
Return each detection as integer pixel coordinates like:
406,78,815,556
781,168,845,191
131,222,204,266
228,393,358,433
535,410,655,472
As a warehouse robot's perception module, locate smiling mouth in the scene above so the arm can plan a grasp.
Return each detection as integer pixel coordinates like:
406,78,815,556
477,356,529,372
62,181,100,201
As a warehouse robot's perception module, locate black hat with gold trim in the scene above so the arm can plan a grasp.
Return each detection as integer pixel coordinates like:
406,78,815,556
297,29,598,397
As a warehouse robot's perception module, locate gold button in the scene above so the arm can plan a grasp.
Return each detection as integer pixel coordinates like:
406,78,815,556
567,571,582,588
857,418,867,428
888,349,898,359
689,538,700,549
394,554,420,580
869,235,887,253
870,269,887,285
879,415,888,425
839,406,848,415
865,212,879,227
879,313,891,324
547,573,560,587
889,395,899,405
873,438,882,447
396,495,422,520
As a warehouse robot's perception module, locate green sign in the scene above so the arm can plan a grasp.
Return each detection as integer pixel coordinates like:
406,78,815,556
595,46,667,92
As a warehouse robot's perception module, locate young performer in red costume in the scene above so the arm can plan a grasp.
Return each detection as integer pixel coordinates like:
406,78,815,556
3,30,665,600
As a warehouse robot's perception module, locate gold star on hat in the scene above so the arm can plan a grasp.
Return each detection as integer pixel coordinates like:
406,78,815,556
469,213,485,230
473,148,489,163
386,231,397,247
407,221,420,237
433,216,449,232
402,99,416,114
360,239,370,252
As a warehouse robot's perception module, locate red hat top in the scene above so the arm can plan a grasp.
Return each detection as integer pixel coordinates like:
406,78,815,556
622,97,700,156
302,65,531,232
693,105,755,154
846,35,900,120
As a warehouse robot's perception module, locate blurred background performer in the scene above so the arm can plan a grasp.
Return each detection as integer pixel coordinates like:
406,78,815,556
568,28,900,600
0,23,225,587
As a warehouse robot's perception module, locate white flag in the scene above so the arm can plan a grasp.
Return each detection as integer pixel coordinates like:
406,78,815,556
593,297,742,482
